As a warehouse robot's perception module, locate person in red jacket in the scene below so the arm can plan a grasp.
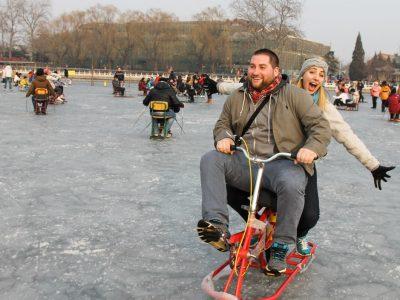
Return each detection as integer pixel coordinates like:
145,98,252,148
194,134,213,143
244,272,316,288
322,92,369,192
138,77,147,96
388,87,400,121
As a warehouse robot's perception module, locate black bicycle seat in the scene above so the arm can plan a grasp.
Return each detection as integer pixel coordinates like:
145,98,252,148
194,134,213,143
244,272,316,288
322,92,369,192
226,185,277,221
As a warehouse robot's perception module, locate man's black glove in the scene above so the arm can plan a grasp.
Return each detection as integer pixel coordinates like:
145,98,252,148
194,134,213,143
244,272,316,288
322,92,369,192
203,76,218,95
371,165,395,190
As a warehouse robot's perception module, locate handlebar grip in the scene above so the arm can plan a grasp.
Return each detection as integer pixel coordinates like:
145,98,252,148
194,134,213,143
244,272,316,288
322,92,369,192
290,151,318,161
230,145,237,151
290,151,298,160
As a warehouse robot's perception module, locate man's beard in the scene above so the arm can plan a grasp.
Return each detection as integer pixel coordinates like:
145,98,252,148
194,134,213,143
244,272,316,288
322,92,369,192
250,76,275,91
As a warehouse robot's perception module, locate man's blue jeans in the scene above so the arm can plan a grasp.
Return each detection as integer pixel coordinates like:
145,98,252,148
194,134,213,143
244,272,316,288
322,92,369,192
151,110,176,133
4,77,12,89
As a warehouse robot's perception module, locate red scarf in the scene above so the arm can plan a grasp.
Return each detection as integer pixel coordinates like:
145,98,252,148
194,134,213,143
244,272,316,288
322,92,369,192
248,75,282,103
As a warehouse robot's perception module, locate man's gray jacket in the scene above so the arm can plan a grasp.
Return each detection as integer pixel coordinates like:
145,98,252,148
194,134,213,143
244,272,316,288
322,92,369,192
213,81,332,175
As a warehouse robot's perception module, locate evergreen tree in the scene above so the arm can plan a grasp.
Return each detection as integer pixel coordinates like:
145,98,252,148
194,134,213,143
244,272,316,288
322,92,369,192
349,33,367,80
323,51,339,75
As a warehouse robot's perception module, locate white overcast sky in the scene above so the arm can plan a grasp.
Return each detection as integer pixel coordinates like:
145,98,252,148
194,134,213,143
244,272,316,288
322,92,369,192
52,0,400,63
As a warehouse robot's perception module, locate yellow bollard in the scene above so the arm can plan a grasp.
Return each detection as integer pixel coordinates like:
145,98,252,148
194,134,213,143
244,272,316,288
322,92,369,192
104,81,107,87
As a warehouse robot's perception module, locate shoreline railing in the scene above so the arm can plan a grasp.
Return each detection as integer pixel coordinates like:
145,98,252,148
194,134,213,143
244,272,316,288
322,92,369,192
3,65,373,90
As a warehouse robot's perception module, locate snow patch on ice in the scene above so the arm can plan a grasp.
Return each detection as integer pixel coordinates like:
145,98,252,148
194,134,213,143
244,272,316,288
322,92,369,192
388,266,400,279
61,249,106,255
144,177,160,183
38,242,50,248
60,238,106,256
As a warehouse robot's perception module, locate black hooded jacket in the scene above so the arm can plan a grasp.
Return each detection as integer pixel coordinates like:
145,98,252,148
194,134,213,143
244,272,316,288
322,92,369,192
115,71,125,82
143,81,184,112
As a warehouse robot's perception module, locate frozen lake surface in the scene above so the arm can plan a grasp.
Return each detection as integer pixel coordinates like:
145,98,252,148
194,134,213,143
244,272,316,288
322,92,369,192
0,83,399,299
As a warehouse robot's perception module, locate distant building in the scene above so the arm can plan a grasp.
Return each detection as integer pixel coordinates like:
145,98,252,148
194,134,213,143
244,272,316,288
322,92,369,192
227,19,330,74
393,54,400,82
393,54,400,68
133,19,330,73
367,52,399,82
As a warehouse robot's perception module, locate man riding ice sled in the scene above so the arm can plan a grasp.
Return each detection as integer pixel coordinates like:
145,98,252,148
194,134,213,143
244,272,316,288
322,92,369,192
197,49,332,274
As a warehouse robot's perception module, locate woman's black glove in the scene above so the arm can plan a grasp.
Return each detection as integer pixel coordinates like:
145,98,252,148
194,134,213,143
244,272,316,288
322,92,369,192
371,165,395,190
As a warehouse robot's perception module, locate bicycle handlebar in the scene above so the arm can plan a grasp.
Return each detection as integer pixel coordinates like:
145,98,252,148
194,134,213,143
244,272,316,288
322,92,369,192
230,145,294,163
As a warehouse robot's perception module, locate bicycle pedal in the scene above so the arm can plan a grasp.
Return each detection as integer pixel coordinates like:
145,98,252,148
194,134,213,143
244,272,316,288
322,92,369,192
263,268,284,277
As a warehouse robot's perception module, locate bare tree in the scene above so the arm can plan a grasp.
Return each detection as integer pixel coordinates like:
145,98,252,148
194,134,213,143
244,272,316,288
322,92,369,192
28,4,310,71
231,0,273,44
86,4,119,68
0,10,6,57
231,0,302,51
269,0,302,51
191,7,232,72
64,10,88,66
40,15,70,65
2,0,23,58
21,0,51,61
118,10,146,68
140,9,178,71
